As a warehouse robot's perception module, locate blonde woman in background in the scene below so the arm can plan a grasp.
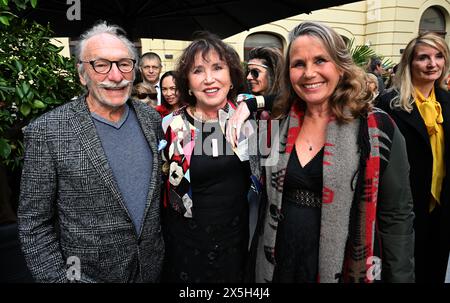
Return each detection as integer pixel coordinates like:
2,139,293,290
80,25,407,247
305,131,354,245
366,72,379,100
132,82,158,107
377,32,450,283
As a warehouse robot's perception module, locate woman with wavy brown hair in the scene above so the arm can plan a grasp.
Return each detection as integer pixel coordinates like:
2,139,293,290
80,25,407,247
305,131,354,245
228,21,415,283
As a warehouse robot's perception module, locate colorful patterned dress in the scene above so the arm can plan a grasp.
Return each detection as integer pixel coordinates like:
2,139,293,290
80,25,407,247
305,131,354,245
161,106,251,283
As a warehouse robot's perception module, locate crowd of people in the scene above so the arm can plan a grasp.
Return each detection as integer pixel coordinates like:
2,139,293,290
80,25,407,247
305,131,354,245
13,19,450,283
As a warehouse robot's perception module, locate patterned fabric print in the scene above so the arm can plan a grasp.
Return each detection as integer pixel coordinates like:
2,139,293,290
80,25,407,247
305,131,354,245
319,115,360,283
255,104,303,282
342,109,394,283
163,111,195,217
270,169,286,193
161,102,259,219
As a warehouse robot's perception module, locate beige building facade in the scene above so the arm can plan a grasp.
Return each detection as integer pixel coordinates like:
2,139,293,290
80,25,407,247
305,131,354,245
53,0,450,71
139,0,450,71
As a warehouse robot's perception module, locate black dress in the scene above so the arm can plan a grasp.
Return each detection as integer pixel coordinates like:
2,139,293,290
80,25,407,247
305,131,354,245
272,146,323,283
162,113,251,283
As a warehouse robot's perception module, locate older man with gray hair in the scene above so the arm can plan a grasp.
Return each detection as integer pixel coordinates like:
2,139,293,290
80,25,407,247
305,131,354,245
17,21,164,282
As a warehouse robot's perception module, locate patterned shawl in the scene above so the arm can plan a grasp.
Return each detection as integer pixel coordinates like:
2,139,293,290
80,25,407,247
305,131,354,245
161,102,262,217
254,104,394,283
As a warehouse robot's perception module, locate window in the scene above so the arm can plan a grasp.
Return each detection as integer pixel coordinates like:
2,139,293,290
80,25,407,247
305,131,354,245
419,7,446,37
244,33,283,61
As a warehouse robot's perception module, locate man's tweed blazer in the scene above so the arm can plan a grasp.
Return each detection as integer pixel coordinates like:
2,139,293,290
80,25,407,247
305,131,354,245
18,96,164,282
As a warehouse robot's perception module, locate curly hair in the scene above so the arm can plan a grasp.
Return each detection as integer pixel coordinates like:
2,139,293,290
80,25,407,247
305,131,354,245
272,21,372,123
175,31,245,106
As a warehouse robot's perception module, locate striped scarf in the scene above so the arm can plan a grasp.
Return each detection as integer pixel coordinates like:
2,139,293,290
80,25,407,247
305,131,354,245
254,105,394,283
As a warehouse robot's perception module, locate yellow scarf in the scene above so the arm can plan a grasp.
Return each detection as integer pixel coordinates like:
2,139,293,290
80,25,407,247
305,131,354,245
415,87,446,212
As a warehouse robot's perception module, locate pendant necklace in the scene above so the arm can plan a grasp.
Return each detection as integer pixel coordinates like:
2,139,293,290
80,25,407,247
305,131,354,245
188,105,227,158
306,139,313,151
189,105,218,122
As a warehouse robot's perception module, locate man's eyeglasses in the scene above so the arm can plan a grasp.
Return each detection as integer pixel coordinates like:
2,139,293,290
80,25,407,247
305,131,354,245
136,92,158,100
247,69,261,79
79,58,136,74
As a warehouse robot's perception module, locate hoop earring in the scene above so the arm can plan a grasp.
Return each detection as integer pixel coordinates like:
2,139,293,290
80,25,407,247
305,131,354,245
230,84,234,90
188,89,193,96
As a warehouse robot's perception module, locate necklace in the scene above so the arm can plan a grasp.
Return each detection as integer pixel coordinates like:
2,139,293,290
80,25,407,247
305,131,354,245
189,105,219,123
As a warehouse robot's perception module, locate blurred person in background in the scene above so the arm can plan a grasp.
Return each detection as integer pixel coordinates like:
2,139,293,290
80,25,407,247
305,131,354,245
368,56,386,96
245,47,284,121
140,52,163,104
366,72,379,101
132,82,158,107
246,47,284,97
155,71,182,117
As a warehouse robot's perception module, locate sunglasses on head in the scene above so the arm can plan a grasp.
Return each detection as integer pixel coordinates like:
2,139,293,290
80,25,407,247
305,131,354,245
137,92,157,100
247,69,260,79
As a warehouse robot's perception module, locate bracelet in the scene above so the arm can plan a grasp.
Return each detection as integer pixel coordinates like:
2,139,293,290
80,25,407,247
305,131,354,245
236,93,254,104
255,95,265,109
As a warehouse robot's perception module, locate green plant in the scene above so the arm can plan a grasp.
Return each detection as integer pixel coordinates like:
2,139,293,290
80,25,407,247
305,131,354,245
0,0,36,26
347,38,395,70
347,38,376,67
0,0,82,169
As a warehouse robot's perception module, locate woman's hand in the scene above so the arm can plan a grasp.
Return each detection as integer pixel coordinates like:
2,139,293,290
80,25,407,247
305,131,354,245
226,102,251,148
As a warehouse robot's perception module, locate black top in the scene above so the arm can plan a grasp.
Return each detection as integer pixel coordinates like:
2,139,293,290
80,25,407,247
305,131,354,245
283,146,323,193
272,146,323,283
162,110,251,283
189,117,250,226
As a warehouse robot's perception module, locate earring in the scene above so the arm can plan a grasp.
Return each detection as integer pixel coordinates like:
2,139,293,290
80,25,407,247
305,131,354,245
230,84,234,90
188,89,192,96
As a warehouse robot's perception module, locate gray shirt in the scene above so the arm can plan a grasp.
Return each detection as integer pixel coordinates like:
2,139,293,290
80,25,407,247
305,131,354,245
91,104,153,234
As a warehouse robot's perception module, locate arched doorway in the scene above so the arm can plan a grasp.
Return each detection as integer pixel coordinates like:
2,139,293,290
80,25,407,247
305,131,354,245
243,33,283,61
419,6,446,38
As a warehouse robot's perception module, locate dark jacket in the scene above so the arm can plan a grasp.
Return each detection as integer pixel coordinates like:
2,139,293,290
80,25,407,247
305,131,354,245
377,86,450,282
18,96,165,282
